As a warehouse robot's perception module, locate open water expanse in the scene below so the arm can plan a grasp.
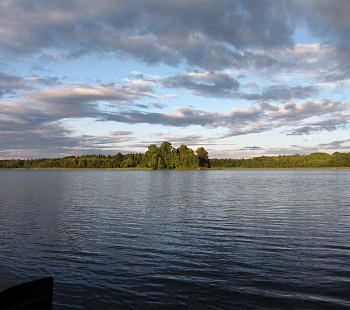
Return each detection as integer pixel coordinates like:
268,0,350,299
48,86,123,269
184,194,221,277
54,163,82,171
1,169,350,309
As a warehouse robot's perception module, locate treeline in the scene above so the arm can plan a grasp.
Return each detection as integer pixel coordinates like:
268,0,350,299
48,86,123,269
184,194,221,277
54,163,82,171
0,142,209,169
0,145,349,169
210,152,350,168
0,153,144,169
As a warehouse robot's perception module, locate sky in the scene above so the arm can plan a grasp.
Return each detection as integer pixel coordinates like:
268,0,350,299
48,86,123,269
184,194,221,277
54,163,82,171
0,0,349,159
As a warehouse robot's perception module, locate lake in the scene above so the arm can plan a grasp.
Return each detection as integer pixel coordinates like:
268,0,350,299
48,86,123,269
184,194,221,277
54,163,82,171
1,169,350,309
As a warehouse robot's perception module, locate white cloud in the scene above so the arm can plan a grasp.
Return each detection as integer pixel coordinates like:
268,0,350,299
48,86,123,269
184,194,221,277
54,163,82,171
1,1,350,157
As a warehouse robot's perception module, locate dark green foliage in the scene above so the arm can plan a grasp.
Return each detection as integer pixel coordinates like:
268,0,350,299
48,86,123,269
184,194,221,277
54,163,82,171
0,142,208,170
0,153,143,169
142,142,203,169
196,147,210,168
209,152,350,168
0,146,349,169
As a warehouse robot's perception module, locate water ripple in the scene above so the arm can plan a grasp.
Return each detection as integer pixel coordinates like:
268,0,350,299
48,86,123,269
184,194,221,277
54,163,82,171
1,169,350,309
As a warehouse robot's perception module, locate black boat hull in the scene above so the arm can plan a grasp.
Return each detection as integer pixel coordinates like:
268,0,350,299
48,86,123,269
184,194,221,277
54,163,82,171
0,276,53,310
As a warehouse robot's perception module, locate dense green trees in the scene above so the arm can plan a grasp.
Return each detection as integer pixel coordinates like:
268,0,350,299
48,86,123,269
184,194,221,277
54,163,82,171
209,152,350,168
141,142,206,169
0,153,143,169
196,147,210,168
0,142,209,169
0,145,349,169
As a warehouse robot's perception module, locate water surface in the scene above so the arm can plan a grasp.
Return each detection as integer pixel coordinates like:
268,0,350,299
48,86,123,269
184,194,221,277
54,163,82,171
1,169,350,309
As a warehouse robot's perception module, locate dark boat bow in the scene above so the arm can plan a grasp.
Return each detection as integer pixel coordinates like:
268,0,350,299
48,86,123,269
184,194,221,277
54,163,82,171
0,276,53,310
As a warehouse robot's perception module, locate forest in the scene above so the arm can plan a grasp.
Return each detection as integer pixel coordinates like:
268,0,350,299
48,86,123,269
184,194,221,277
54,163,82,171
0,142,209,169
0,142,349,169
210,152,350,168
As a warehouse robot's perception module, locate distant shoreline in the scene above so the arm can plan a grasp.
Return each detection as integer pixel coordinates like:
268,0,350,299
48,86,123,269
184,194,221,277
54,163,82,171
1,167,349,170
1,144,349,169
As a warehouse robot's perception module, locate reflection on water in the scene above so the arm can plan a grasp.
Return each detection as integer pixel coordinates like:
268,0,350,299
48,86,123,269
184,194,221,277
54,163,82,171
1,169,350,309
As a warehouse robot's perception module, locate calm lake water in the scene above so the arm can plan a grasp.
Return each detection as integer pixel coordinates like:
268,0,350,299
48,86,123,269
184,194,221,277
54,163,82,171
1,169,350,309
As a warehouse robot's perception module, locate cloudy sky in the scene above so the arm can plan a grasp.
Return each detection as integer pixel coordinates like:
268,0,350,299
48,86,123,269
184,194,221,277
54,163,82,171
1,0,349,159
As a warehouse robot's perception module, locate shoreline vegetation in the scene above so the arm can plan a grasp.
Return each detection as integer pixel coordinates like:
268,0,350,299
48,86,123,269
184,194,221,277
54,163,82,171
0,142,349,169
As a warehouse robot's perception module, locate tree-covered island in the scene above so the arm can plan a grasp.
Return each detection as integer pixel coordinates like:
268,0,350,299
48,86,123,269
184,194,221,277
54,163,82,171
0,142,349,169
